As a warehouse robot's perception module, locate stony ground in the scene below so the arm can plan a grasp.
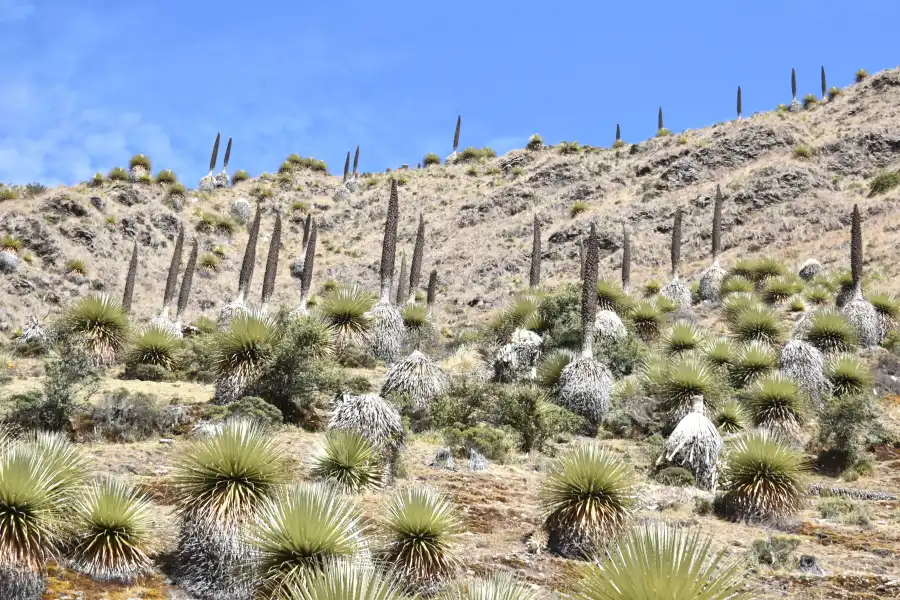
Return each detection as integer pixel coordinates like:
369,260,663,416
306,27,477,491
2,68,900,336
0,372,889,600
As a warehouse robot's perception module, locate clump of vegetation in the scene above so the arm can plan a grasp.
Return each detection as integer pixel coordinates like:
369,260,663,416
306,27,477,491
792,145,812,160
89,172,106,187
828,86,843,101
802,93,818,109
310,429,383,492
825,354,872,397
155,169,177,184
803,309,857,353
128,154,152,171
423,153,441,167
748,536,800,570
107,166,130,181
558,141,581,154
856,68,869,82
657,128,671,137
456,147,496,162
1,235,22,253
125,325,179,375
527,134,544,150
231,169,250,184
60,293,128,367
282,153,328,173
868,170,900,196
574,524,748,600
198,252,221,273
540,444,636,558
570,201,589,217
719,430,807,520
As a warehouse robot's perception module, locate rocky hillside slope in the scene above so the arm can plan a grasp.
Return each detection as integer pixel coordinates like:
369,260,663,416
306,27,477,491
2,68,900,333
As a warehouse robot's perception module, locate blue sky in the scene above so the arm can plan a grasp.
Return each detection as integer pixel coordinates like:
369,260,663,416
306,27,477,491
0,0,898,186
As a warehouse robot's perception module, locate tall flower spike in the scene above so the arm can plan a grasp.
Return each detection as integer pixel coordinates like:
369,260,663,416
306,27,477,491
581,224,599,357
209,132,221,175
408,214,425,303
850,204,863,294
223,137,232,171
671,207,683,278
821,66,827,100
712,185,723,260
737,86,742,119
301,213,312,252
122,239,139,313
342,151,350,183
379,179,400,301
658,107,664,131
621,224,631,292
452,115,461,153
530,215,542,289
579,239,586,281
163,224,185,310
791,68,797,101
352,145,360,175
299,219,317,310
238,203,263,302
176,238,198,322
395,253,408,305
261,211,282,305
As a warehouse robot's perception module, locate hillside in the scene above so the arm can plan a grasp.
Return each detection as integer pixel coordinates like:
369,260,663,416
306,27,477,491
2,69,900,333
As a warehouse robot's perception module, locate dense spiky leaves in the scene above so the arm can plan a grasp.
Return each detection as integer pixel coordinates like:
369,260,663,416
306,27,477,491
729,305,784,345
721,429,807,520
715,399,749,434
318,285,375,345
574,523,750,600
802,309,858,353
746,373,808,436
379,486,462,589
61,293,129,366
540,444,636,558
127,324,179,371
279,560,410,600
71,479,156,583
310,429,383,493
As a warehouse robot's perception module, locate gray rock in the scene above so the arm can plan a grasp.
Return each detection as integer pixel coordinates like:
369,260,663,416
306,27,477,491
345,178,360,193
333,186,351,202
788,99,803,112
798,259,822,281
798,555,825,575
109,186,141,207
89,196,105,211
199,175,216,191
214,171,230,188
290,259,304,279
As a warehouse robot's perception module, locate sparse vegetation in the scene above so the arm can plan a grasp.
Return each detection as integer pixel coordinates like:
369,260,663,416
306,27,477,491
232,169,250,184
128,154,152,171
856,68,869,82
526,134,543,150
107,166,130,181
154,169,177,184
423,153,441,167
569,201,589,217
868,170,900,196
456,147,496,162
803,93,818,109
792,145,812,159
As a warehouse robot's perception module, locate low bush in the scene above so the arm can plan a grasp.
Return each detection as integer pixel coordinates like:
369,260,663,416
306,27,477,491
654,466,696,487
442,424,516,463
456,146,497,162
748,536,800,569
203,395,283,426
868,171,900,196
423,153,441,167
526,134,543,150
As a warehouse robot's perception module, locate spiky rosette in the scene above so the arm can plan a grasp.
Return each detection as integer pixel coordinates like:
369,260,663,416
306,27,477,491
493,328,542,384
730,341,777,389
381,350,449,410
801,308,858,353
441,572,538,600
329,393,405,454
574,523,750,600
71,479,156,583
646,355,721,424
277,559,409,600
595,310,628,344
213,313,278,404
379,486,462,592
60,293,128,367
841,296,882,347
779,339,830,410
698,263,727,303
720,429,808,521
171,419,288,600
714,399,749,434
540,444,637,558
660,279,692,311
555,356,613,426
310,429,384,493
368,299,405,364
746,373,808,439
249,483,367,597
662,397,723,490
126,324,180,372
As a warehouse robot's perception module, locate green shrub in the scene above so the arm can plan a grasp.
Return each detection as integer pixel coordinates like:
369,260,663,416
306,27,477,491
167,182,186,199
630,300,665,340
423,153,441,167
817,392,877,471
204,396,283,426
107,166,130,181
803,309,858,353
868,171,900,196
154,169,177,184
79,388,164,443
65,259,87,275
643,281,662,297
128,154,152,171
456,147,497,162
124,325,180,375
729,305,784,345
730,341,777,388
512,166,525,177
828,86,843,100
802,94,818,109
231,169,250,184
526,134,543,150
855,68,869,82
199,253,221,273
596,279,633,315
656,128,671,137
804,285,831,306
645,355,722,419
569,201,589,216
536,349,576,389
484,384,584,452
282,154,328,173
715,399,749,434
793,145,812,160
443,424,515,463
817,496,853,519
654,466,696,487
558,141,581,154
465,165,478,176
1,235,22,252
661,322,704,356
745,373,807,434
761,276,803,305
748,536,800,569
89,173,105,187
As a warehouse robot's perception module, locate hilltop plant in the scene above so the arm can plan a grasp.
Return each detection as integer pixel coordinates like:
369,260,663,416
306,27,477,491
527,134,544,150
423,153,441,167
107,166,129,181
155,169,177,184
856,68,869,82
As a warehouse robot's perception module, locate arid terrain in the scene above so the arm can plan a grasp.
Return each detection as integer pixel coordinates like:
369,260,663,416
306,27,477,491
2,67,900,600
